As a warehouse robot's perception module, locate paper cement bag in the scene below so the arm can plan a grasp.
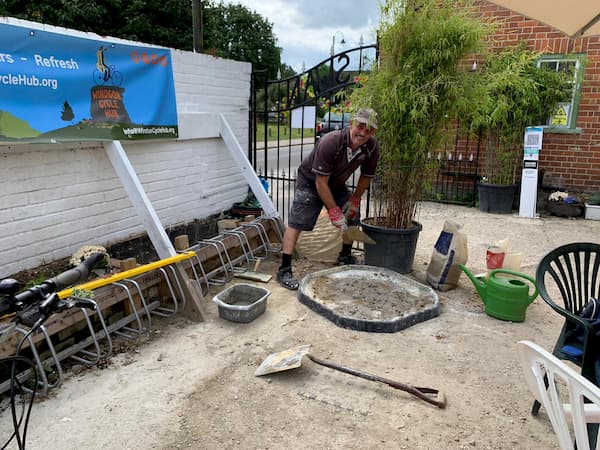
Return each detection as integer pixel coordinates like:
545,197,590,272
426,220,468,291
296,209,342,263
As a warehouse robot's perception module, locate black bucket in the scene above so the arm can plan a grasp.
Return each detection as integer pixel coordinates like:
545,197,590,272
361,219,423,274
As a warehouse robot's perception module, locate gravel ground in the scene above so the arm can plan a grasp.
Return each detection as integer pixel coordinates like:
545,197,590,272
2,201,600,450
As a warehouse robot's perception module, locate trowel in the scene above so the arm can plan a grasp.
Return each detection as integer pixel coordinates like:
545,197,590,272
233,258,272,283
344,225,376,245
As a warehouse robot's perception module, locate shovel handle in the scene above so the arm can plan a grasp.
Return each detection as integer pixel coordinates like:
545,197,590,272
306,354,446,409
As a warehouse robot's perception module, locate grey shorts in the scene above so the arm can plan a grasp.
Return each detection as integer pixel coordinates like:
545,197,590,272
288,185,356,231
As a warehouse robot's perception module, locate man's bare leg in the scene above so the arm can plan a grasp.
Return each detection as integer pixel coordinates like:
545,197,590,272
282,226,301,254
277,226,301,290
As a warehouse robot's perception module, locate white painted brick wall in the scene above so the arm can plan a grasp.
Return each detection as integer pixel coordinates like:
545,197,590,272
0,20,252,277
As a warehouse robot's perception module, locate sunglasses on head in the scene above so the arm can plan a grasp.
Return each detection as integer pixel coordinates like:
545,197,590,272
353,120,375,132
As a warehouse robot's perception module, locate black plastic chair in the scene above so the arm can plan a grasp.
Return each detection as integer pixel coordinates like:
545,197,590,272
532,242,600,416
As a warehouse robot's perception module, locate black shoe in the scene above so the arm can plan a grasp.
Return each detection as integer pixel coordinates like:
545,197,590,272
336,254,357,265
276,267,299,290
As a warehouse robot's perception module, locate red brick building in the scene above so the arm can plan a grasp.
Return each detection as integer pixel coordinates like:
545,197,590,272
472,1,600,192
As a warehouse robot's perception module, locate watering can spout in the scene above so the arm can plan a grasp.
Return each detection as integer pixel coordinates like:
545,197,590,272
459,264,487,301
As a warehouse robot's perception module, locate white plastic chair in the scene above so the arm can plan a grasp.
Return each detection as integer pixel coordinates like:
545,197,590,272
518,340,600,450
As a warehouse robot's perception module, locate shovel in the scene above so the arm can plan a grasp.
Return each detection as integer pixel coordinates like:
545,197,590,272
255,345,446,409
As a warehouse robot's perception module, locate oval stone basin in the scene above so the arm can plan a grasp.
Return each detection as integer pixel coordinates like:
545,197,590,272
298,265,440,333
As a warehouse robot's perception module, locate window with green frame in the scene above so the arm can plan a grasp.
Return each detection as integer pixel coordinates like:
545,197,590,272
537,54,584,131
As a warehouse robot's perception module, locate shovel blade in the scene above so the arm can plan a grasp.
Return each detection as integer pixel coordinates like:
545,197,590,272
344,226,376,245
255,344,311,376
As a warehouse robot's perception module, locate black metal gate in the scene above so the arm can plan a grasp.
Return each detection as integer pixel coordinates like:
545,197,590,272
249,44,377,223
422,125,483,206
249,46,481,222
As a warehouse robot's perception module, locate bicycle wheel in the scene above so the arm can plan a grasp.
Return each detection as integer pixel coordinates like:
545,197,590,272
111,70,123,87
92,69,105,85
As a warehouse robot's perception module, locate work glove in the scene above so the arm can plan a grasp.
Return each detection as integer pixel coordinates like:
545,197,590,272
342,195,361,221
327,206,348,232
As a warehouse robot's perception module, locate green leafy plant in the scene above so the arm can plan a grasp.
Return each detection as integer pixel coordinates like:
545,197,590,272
474,43,573,185
71,288,95,299
585,192,600,206
350,0,488,229
24,273,49,290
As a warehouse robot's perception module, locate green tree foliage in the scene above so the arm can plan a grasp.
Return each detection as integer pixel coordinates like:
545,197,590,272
279,64,295,79
254,63,313,117
203,2,281,78
0,0,282,77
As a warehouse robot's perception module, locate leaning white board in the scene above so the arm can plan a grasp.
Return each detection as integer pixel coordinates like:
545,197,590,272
219,113,279,218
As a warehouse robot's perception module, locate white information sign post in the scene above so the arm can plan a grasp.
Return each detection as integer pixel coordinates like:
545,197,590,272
519,126,544,218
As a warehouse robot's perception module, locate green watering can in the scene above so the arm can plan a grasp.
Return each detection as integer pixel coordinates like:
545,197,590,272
459,264,538,322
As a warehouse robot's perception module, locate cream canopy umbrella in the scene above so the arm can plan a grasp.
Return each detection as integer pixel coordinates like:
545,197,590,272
487,0,600,37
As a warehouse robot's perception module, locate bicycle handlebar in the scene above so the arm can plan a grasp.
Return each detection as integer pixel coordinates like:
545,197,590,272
51,252,104,289
0,252,105,318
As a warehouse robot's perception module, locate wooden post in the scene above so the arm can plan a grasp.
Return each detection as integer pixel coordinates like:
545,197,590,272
174,235,190,251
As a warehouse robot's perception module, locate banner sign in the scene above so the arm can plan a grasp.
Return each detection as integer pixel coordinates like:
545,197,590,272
0,21,178,143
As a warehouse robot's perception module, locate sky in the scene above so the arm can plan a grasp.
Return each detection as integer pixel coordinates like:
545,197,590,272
222,0,381,73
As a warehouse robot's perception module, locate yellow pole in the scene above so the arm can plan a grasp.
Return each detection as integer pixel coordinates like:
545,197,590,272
58,251,196,299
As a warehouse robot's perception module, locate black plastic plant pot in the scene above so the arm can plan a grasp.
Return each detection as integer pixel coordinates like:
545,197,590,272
477,183,517,214
361,219,423,274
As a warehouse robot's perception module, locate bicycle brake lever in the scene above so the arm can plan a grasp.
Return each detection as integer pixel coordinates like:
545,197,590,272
17,305,42,328
19,293,65,329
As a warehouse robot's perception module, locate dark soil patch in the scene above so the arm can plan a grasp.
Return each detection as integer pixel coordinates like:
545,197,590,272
8,258,71,288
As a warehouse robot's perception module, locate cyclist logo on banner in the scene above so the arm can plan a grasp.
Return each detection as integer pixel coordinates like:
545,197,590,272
90,45,131,123
94,45,123,86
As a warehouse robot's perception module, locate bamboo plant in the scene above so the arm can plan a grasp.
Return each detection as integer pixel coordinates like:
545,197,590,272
350,0,488,229
474,43,574,185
